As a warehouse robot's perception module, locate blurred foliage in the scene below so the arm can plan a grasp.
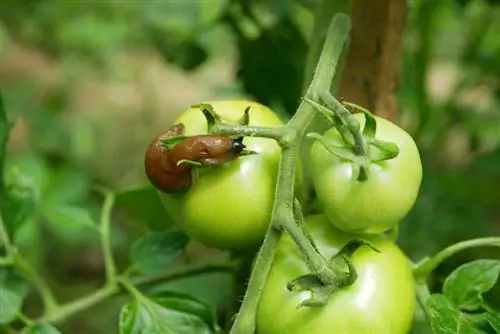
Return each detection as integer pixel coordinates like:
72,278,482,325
1,0,500,333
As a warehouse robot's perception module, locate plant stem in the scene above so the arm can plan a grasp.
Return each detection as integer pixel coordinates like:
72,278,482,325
303,1,353,93
37,260,235,324
229,13,351,334
229,148,295,334
14,253,59,313
0,217,14,253
0,90,10,191
319,92,367,156
415,283,431,320
100,190,117,284
413,237,500,282
212,124,294,147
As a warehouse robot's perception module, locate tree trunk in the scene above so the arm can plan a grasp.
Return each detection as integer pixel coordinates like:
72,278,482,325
339,0,407,120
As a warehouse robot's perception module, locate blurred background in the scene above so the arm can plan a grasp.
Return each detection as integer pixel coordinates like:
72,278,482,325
1,0,500,333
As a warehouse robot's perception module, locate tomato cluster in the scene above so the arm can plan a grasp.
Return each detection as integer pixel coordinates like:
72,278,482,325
144,99,422,333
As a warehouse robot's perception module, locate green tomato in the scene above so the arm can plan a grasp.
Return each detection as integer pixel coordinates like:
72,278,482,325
159,100,302,251
256,214,416,334
309,113,422,234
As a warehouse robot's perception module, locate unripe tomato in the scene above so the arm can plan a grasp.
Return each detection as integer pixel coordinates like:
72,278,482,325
309,113,422,234
256,214,416,334
157,100,301,251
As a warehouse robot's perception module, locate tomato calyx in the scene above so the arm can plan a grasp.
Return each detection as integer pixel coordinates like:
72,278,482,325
305,96,400,181
287,239,380,308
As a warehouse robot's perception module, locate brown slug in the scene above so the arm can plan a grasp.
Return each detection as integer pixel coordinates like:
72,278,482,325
144,123,247,193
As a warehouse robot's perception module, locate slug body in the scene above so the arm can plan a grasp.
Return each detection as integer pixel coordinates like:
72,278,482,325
145,123,246,193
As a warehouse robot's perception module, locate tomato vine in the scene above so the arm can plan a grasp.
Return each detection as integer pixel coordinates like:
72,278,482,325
1,1,500,334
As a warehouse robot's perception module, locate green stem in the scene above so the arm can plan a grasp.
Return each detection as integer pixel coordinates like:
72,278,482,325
415,283,432,321
212,124,294,148
100,191,117,284
38,260,234,324
303,1,353,93
229,13,351,334
229,148,295,334
14,253,59,313
0,90,10,191
0,216,13,254
285,208,334,284
318,92,367,156
413,237,500,282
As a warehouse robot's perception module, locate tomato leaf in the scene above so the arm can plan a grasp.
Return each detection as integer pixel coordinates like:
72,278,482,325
130,229,189,275
427,294,480,334
115,185,174,231
119,291,218,334
0,268,27,324
0,183,37,240
368,139,400,162
443,259,500,311
149,272,234,313
486,312,500,332
24,323,61,334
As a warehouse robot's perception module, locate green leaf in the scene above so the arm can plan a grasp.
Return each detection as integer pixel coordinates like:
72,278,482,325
443,259,500,311
130,229,189,275
427,294,480,334
119,291,217,334
149,272,233,312
0,268,27,324
0,183,37,239
43,204,96,230
25,323,61,334
42,166,90,205
368,139,400,162
486,312,500,332
115,185,174,230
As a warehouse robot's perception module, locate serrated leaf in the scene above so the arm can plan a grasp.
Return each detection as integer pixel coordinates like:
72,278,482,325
130,229,189,275
115,186,174,230
24,323,61,334
486,312,500,332
0,268,27,324
427,294,481,334
443,259,500,311
119,291,217,334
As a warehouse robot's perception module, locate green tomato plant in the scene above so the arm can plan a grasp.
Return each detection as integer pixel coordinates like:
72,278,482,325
1,4,500,334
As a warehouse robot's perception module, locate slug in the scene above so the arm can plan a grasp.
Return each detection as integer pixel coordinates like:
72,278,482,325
144,123,248,193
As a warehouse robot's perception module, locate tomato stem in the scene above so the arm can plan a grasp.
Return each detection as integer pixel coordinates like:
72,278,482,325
229,11,352,334
26,260,235,325
211,123,294,147
97,187,118,286
413,237,500,282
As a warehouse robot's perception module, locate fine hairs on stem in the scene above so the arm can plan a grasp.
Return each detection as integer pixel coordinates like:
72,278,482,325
228,12,352,334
